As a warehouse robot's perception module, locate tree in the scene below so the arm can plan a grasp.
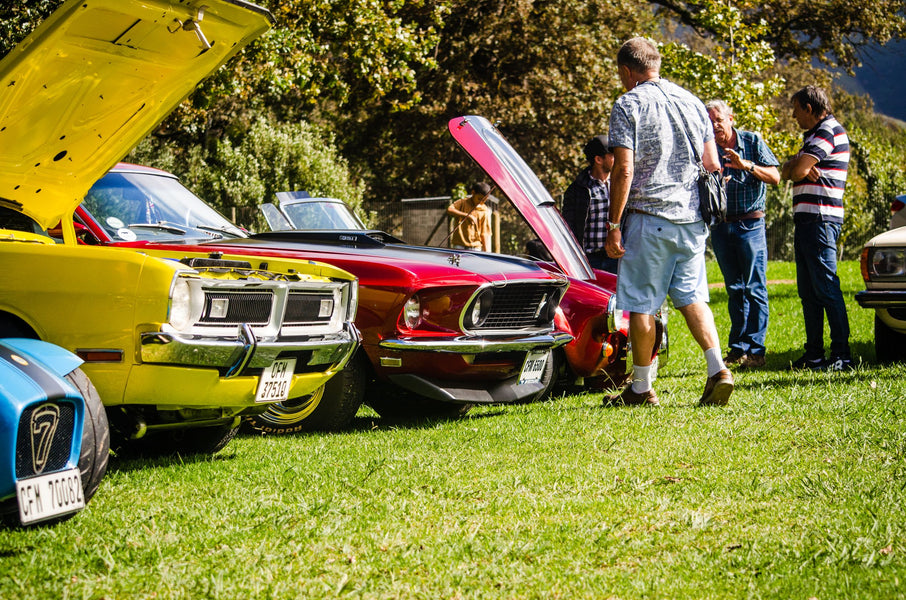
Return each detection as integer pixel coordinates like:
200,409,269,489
650,0,906,72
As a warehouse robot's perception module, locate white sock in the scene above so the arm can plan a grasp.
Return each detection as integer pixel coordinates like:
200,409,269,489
630,364,654,393
705,347,725,377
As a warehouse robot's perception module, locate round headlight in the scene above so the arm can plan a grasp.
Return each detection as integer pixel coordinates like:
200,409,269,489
466,289,494,328
168,277,202,330
403,295,421,328
871,249,906,277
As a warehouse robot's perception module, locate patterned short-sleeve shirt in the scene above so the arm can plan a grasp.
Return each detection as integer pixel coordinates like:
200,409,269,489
609,79,713,223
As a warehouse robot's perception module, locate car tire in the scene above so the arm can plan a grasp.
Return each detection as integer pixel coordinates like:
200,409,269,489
245,352,366,435
126,423,239,457
66,368,110,504
875,315,906,362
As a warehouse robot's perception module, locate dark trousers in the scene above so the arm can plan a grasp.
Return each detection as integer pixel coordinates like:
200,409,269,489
793,218,851,358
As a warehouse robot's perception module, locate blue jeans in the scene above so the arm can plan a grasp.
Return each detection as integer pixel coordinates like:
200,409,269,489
711,217,769,356
793,219,851,358
587,252,619,274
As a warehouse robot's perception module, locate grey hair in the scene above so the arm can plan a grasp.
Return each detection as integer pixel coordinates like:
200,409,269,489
705,99,732,117
616,37,661,74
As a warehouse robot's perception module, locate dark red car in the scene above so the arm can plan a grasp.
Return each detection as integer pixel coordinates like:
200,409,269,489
74,164,571,433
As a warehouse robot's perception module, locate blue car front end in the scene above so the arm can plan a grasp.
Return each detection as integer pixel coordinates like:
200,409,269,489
0,339,91,526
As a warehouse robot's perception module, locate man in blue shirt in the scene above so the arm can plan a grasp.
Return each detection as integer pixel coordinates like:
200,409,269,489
706,100,780,370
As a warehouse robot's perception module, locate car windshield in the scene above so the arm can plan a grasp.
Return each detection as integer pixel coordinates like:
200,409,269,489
82,171,247,242
281,199,366,230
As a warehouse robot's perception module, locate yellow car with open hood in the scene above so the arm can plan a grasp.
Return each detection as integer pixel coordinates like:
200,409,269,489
0,0,360,453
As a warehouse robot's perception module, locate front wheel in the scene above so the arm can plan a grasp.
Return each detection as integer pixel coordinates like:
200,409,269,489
66,368,110,504
245,353,366,435
875,315,906,362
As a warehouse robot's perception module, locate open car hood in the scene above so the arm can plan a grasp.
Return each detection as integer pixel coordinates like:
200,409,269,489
0,0,273,230
448,116,595,281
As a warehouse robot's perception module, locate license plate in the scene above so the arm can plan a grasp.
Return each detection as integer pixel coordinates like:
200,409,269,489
17,467,85,525
519,350,549,385
255,357,297,403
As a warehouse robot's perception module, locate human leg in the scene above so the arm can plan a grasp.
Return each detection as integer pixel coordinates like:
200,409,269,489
711,222,747,355
811,222,851,358
794,221,826,360
737,218,769,356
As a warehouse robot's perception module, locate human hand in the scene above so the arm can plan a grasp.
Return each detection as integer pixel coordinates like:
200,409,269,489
806,165,820,182
605,229,624,258
723,148,746,170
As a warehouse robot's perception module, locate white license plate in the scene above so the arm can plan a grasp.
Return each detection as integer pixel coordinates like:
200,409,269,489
255,357,297,403
17,467,85,525
519,350,549,385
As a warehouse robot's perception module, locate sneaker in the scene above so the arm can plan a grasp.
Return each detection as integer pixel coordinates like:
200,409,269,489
823,356,855,372
790,354,825,370
723,350,746,366
699,369,734,406
739,354,766,369
604,386,659,406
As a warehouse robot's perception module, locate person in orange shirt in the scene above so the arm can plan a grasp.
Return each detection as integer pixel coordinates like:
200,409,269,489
447,182,492,251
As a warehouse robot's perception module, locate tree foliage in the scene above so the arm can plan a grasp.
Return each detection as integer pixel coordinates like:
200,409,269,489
650,0,906,72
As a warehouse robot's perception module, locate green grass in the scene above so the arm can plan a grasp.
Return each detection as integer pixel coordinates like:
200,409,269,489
2,260,905,599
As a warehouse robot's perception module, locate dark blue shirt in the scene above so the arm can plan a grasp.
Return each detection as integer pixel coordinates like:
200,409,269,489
721,128,779,217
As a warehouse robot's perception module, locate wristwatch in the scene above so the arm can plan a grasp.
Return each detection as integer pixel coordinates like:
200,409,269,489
605,221,621,232
747,161,756,173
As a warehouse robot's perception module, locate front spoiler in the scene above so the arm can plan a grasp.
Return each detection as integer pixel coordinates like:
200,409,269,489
140,322,361,375
387,372,544,404
378,330,573,353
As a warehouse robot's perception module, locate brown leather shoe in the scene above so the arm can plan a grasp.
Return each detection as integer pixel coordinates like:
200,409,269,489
604,386,659,406
739,354,766,369
699,369,733,406
723,350,746,366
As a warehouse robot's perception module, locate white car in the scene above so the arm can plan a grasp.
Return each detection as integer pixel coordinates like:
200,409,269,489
856,218,906,361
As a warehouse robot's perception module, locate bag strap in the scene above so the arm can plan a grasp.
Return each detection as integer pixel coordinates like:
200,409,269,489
649,81,705,171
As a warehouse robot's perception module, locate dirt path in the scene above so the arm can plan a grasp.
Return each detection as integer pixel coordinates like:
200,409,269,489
709,279,797,288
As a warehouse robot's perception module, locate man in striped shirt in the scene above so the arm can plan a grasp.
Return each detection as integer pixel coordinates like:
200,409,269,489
781,85,853,371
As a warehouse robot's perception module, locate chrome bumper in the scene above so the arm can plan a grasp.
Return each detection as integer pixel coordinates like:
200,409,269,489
141,322,361,376
855,289,906,309
378,330,573,354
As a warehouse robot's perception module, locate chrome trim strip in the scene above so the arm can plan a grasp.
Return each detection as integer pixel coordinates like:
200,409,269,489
378,330,572,353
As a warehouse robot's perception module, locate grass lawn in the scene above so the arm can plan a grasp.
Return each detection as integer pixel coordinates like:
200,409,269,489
2,260,904,599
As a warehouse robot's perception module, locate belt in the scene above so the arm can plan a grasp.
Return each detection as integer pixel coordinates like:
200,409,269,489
725,210,764,222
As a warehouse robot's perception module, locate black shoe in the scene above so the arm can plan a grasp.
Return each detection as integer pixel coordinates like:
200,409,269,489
723,350,746,366
791,354,825,370
823,356,855,371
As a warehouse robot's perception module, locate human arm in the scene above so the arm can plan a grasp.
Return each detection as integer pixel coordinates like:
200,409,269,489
723,148,781,184
781,152,820,182
702,138,721,173
446,198,469,218
605,146,633,259
561,181,590,245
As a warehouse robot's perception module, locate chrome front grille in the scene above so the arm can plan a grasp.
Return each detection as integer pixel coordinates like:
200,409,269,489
284,292,335,326
197,291,273,325
15,402,76,479
466,282,565,332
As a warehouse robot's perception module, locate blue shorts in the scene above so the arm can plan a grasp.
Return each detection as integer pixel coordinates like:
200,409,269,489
616,212,710,314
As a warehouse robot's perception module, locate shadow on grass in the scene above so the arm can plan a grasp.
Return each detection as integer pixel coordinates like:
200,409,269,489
107,446,237,475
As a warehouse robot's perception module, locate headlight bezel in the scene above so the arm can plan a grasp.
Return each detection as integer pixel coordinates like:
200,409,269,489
167,273,205,331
